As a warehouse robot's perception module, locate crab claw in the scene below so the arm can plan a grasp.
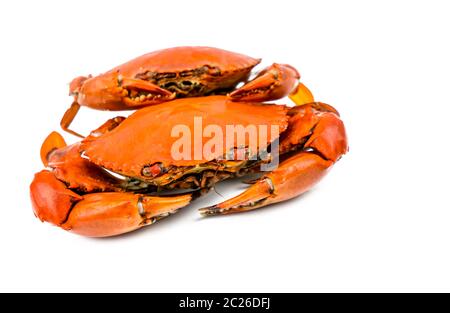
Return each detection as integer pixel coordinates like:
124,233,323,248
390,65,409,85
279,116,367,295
30,170,193,237
199,153,332,216
229,63,300,102
63,192,193,237
200,103,348,216
31,170,83,226
121,78,175,107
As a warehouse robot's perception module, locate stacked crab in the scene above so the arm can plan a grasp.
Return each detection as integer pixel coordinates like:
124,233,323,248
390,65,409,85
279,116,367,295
30,47,348,237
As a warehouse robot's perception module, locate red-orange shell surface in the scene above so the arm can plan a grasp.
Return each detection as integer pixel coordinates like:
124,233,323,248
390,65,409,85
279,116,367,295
82,96,289,177
109,46,261,76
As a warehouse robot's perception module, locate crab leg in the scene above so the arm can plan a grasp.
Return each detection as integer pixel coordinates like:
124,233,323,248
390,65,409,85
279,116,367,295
31,170,193,237
60,101,84,138
199,103,348,216
59,76,94,138
229,63,300,102
289,82,315,106
84,116,126,140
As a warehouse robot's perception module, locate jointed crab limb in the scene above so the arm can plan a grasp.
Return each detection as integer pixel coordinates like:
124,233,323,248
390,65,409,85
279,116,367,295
63,192,192,237
199,152,333,216
199,103,348,216
31,170,83,226
40,131,67,167
229,63,300,102
60,78,174,138
289,82,315,106
60,76,94,138
30,170,194,237
60,75,93,138
85,116,126,140
33,130,198,237
41,131,123,192
121,77,176,107
60,101,84,138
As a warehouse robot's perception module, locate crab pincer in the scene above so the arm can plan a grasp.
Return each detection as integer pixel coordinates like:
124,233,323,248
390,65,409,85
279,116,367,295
200,102,348,216
31,131,194,237
31,170,193,237
229,63,300,102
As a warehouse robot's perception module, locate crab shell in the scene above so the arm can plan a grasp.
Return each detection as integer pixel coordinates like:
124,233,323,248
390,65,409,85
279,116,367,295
81,96,290,183
75,47,261,110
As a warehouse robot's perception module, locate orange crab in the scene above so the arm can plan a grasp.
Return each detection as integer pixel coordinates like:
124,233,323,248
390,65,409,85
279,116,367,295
62,46,300,137
31,94,348,237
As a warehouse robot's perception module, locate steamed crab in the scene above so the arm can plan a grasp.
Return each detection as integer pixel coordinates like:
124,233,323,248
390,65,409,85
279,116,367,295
62,46,300,137
31,47,348,237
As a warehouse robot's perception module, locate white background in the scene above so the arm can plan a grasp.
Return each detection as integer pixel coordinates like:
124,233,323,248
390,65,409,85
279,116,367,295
0,0,449,292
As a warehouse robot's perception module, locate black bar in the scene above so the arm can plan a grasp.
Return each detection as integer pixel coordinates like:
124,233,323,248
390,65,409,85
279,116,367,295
0,292,431,311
